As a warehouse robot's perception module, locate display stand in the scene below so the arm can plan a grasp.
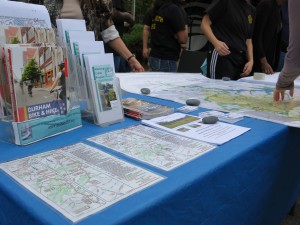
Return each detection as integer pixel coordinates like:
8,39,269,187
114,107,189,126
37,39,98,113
56,19,124,127
0,2,82,145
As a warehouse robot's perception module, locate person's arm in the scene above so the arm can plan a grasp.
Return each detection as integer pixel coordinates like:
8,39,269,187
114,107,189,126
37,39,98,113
112,8,134,27
252,1,274,74
175,25,188,45
241,38,254,77
107,37,144,72
142,25,151,58
201,15,230,56
50,72,61,92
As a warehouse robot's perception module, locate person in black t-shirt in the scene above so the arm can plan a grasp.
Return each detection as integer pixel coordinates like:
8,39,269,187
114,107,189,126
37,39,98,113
252,0,287,75
201,0,255,80
143,0,188,72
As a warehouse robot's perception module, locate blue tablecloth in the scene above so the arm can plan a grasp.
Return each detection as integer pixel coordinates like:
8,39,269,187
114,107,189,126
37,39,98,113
1,93,300,225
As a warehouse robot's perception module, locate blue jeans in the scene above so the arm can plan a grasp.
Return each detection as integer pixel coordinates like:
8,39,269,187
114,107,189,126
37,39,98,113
149,56,177,72
276,51,286,72
113,55,131,72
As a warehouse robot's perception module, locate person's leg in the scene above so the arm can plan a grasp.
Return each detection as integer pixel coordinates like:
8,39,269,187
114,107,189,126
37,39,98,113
148,56,161,72
276,51,286,72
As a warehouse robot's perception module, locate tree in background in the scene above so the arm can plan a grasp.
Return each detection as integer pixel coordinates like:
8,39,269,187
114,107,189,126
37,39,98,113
124,0,155,23
22,59,42,86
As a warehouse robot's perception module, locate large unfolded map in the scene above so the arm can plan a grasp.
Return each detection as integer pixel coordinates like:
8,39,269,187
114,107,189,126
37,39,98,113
117,73,300,127
0,143,163,222
87,125,216,171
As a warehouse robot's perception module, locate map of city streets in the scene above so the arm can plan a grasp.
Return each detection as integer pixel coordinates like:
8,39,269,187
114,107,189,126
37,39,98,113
118,73,300,127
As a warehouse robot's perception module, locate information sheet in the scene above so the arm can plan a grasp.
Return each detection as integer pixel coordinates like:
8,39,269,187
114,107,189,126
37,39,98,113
0,143,163,222
141,113,251,145
87,125,216,171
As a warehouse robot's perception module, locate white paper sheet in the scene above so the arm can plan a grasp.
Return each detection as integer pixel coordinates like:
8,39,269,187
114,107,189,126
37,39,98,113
142,113,250,145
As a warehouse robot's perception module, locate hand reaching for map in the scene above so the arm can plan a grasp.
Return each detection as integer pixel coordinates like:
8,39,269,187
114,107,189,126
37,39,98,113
273,88,294,101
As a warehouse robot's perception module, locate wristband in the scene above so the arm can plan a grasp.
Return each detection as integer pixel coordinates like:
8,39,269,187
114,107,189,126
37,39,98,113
127,54,136,62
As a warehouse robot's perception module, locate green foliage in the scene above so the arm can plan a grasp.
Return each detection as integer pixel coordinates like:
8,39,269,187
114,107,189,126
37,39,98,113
123,24,143,61
10,37,20,44
22,59,42,82
124,0,155,23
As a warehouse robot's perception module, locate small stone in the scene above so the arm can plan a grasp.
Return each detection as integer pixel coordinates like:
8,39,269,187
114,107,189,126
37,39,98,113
141,88,150,95
186,99,200,106
202,116,218,124
222,77,231,81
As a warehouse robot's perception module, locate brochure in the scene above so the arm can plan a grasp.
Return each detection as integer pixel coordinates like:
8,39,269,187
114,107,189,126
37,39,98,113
122,97,174,120
84,53,124,126
141,112,251,145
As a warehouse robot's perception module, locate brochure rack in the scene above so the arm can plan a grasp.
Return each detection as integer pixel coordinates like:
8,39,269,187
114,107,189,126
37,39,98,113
57,19,124,127
0,4,82,145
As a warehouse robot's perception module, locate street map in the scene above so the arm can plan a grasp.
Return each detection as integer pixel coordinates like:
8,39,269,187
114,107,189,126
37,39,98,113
88,125,216,171
0,143,163,222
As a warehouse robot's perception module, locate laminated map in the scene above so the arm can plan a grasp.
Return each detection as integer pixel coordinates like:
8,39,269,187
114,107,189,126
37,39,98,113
0,143,163,222
117,72,300,127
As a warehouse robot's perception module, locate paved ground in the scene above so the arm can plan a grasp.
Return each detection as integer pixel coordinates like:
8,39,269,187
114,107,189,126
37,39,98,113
281,198,300,225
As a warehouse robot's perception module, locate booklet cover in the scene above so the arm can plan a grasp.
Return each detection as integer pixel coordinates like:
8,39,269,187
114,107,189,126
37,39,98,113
5,44,67,122
141,112,251,145
84,53,124,126
0,26,56,120
122,97,174,120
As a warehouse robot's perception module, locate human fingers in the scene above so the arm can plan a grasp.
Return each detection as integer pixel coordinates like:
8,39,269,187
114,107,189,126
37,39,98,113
290,88,294,97
273,89,282,101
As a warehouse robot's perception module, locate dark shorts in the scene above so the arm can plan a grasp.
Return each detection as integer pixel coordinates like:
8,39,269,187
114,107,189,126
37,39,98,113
207,46,247,80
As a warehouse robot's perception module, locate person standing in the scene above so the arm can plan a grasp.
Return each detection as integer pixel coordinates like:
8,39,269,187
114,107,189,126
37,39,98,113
143,0,188,72
274,0,300,101
26,0,144,72
277,3,289,72
105,0,134,72
50,63,66,101
252,0,287,74
201,0,255,80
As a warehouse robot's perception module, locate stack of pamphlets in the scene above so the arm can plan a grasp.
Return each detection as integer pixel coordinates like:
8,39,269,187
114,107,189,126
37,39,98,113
122,97,174,120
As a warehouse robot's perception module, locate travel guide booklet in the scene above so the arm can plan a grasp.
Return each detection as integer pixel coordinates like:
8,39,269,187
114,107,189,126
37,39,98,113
0,26,56,120
83,53,124,126
122,97,174,120
4,44,67,122
141,112,251,145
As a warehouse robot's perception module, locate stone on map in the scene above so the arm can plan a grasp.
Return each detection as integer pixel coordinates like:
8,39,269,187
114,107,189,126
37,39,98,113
202,116,218,124
186,99,200,106
141,88,150,95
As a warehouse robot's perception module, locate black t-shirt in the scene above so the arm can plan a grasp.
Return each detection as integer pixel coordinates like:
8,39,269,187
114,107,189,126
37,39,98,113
143,3,187,60
205,0,255,52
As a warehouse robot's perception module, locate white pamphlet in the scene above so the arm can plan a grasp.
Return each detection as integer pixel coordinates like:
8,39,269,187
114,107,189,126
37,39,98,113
66,31,95,55
142,113,250,145
0,1,51,28
56,19,86,46
84,53,124,126
74,41,105,110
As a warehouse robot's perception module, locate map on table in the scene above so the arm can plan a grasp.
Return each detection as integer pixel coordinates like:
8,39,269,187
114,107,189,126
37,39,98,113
0,143,164,222
87,125,216,171
117,73,300,127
